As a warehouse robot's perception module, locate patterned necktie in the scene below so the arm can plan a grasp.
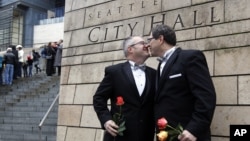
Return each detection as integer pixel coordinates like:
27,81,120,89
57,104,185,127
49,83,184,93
134,64,146,71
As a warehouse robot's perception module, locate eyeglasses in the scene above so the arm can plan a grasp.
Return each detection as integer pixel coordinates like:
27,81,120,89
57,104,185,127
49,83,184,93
147,37,154,43
130,41,147,47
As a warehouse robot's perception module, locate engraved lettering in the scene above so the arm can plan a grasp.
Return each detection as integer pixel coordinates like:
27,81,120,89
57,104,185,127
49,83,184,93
154,0,158,5
88,13,93,20
129,3,135,11
107,9,111,16
97,11,101,18
88,27,100,42
142,1,145,8
193,10,203,26
150,14,166,30
128,22,138,36
118,6,123,13
211,7,220,23
114,25,123,39
104,28,108,41
173,14,184,29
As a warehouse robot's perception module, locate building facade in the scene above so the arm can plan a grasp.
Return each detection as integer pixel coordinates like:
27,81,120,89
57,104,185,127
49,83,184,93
0,0,65,51
58,0,250,141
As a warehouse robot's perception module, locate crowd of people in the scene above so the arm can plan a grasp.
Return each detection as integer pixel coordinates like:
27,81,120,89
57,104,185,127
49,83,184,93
0,39,63,86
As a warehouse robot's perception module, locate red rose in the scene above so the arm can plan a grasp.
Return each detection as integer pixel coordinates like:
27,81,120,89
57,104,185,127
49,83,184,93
157,117,168,130
116,96,124,106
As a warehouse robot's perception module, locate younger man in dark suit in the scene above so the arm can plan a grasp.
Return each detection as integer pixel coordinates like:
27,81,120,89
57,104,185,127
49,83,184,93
93,36,156,141
148,24,216,141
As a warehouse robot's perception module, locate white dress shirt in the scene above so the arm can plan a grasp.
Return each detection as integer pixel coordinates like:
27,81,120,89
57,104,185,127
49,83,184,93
129,61,146,96
160,46,176,75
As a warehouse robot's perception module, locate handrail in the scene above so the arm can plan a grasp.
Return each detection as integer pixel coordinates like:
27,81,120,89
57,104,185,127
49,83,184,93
38,93,59,141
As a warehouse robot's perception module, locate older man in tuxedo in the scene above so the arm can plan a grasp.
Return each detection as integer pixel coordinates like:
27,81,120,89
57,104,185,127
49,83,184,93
93,36,156,141
148,24,216,141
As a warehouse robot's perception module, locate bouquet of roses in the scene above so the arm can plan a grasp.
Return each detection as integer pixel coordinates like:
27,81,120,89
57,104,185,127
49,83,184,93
157,117,183,141
113,96,126,136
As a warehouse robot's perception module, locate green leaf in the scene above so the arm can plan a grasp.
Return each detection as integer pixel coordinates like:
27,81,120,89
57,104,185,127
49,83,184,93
176,123,183,131
118,126,126,132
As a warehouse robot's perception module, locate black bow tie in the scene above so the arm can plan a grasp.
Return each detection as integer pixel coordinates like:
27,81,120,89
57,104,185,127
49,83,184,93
133,64,146,70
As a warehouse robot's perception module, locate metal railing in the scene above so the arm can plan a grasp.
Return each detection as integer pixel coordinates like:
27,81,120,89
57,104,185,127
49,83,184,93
38,93,59,141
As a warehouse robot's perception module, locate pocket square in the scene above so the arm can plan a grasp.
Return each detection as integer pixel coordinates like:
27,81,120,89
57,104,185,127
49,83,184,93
169,73,182,79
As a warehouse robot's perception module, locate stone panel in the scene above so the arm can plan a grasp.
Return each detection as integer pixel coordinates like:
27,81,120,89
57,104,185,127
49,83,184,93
59,85,76,104
211,137,229,141
215,47,250,75
63,31,72,48
196,19,250,38
239,76,250,104
80,106,100,128
72,0,111,10
56,126,67,141
67,65,82,84
71,18,145,46
65,0,73,13
62,56,82,66
62,47,77,57
212,77,237,104
85,0,161,27
68,62,112,84
75,44,103,55
95,130,104,141
64,9,85,31
178,33,250,51
103,40,123,51
74,84,99,104
165,1,223,30
211,106,250,136
162,0,191,10
192,0,215,5
176,29,195,41
58,105,82,126
225,0,250,22
203,51,214,76
60,66,70,84
65,127,96,141
83,50,124,63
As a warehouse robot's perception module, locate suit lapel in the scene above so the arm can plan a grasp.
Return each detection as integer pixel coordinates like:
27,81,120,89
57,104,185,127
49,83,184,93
140,68,152,104
122,62,140,99
157,48,181,96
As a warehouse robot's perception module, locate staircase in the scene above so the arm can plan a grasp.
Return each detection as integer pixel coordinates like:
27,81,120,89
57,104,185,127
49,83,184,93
0,73,60,141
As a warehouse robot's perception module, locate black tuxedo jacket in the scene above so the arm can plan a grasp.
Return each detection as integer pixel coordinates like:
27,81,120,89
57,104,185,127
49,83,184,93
155,48,216,141
93,61,156,141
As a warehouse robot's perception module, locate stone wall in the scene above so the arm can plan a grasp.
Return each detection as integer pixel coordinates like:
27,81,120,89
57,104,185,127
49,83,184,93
57,0,250,141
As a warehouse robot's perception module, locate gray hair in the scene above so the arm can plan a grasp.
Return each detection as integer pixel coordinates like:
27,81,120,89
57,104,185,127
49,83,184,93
122,36,134,57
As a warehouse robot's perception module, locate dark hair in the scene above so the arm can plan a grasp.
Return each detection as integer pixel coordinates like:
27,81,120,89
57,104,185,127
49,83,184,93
151,24,176,46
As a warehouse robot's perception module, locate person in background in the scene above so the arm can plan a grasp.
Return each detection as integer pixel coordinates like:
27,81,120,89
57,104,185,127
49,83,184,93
16,45,24,78
32,49,41,74
93,36,156,141
27,55,33,77
40,45,47,72
3,48,16,85
11,45,19,80
0,55,3,85
54,39,63,76
22,59,28,78
45,42,56,76
147,24,216,141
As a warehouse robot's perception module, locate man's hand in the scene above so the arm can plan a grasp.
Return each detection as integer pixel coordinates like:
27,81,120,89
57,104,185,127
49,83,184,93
104,120,119,137
178,130,197,141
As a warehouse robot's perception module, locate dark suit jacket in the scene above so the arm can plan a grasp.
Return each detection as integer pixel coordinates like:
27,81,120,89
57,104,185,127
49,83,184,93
93,61,156,141
155,48,216,141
